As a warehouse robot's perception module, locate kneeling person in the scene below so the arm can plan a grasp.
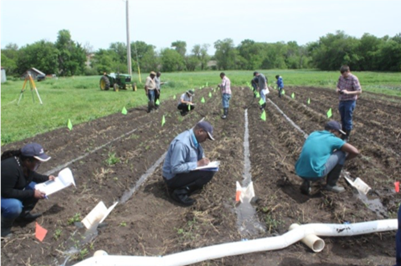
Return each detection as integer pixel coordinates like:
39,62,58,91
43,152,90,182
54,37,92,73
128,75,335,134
177,89,195,116
162,121,216,206
295,121,359,195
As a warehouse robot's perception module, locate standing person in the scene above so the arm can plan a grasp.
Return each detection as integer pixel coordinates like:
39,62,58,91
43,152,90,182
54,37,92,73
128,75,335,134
1,143,56,237
252,71,269,110
177,89,195,116
336,65,362,141
276,75,284,98
145,71,157,113
217,72,231,119
162,121,216,206
154,72,164,110
295,121,359,195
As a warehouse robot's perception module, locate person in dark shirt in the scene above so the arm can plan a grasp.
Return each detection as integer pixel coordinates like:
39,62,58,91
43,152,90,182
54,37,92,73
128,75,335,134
1,143,55,237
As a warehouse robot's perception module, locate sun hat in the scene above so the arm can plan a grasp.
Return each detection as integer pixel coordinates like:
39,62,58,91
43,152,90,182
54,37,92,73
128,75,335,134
150,71,156,75
21,143,51,162
187,89,195,96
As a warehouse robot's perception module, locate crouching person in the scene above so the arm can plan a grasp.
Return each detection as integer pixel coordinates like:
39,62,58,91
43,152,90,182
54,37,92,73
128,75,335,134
295,121,359,195
162,121,216,206
1,143,55,237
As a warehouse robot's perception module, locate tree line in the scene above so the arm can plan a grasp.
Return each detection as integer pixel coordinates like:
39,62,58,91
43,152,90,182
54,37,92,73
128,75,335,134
1,30,400,77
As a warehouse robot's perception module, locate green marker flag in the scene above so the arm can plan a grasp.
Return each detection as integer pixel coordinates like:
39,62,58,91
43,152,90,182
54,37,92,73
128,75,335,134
188,104,191,111
208,92,212,98
259,98,264,105
255,91,260,98
121,107,127,115
206,82,208,87
67,119,73,130
307,98,311,105
327,108,332,118
291,93,295,99
282,90,286,95
173,95,176,100
260,110,266,121
201,97,205,103
161,115,166,126
155,99,160,105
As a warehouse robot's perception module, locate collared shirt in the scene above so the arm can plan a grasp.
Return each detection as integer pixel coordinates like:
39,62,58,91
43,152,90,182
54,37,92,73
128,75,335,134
162,129,204,180
295,131,345,178
337,73,361,101
145,76,156,90
155,76,161,90
220,76,231,95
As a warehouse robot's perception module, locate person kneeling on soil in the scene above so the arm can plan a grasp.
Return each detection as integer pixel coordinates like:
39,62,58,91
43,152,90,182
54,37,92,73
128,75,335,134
1,143,55,237
162,121,216,206
295,120,359,195
177,89,195,116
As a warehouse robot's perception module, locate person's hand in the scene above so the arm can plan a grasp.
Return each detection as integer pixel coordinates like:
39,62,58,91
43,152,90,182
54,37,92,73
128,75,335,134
342,90,349,95
48,175,56,181
34,189,47,199
197,158,210,167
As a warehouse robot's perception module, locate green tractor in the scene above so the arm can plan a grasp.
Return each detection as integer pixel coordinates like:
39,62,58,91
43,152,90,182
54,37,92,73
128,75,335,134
99,72,137,91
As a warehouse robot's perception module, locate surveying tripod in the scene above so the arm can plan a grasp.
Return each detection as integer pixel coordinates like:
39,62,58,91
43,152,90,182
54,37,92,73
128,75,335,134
17,73,43,105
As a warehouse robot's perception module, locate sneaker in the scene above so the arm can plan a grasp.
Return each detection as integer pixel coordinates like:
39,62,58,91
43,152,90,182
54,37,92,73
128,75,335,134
300,180,311,195
171,189,195,206
221,115,227,119
325,185,345,193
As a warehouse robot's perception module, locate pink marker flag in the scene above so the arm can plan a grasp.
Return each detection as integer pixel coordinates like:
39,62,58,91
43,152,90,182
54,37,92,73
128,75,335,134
395,181,400,193
35,222,48,242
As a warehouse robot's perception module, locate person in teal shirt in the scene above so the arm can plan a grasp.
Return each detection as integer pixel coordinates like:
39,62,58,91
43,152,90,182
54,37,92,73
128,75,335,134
295,120,359,195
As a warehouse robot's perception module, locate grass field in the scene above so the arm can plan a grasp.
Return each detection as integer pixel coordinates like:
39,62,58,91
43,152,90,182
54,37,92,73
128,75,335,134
1,70,400,145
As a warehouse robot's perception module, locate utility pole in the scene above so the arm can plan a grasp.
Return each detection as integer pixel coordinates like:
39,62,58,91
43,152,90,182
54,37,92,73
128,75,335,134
126,0,132,76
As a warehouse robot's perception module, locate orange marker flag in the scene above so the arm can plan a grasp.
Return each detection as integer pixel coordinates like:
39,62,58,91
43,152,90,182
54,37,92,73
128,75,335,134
235,181,242,203
35,222,48,242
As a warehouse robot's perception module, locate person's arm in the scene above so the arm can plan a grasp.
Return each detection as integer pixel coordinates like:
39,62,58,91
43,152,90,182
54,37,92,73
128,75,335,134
32,171,55,183
341,143,360,160
170,143,197,174
1,167,35,200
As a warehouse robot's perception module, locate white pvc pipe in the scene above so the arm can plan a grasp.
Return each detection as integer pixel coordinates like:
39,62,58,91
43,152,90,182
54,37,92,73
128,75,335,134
289,223,325,252
73,219,397,266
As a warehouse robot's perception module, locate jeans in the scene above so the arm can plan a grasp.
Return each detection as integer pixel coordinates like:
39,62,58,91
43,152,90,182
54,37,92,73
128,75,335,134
396,204,401,266
147,90,155,103
338,100,356,131
164,171,215,190
1,182,38,219
222,93,231,108
260,89,267,103
300,150,346,181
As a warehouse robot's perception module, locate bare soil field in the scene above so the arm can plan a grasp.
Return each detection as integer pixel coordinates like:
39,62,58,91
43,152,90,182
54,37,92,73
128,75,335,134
1,85,401,266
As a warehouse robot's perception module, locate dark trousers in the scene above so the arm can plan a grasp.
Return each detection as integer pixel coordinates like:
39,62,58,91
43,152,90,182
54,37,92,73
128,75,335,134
164,171,215,190
177,103,195,113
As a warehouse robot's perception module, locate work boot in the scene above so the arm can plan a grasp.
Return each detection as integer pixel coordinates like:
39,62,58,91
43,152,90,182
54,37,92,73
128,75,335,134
221,108,228,119
16,211,42,222
325,164,345,193
171,188,195,206
300,180,311,195
1,217,14,237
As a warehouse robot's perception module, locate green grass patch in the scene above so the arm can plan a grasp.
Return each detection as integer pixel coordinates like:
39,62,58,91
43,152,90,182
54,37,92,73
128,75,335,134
1,70,400,145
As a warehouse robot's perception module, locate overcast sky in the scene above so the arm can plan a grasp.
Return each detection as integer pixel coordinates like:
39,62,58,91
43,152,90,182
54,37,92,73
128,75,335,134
1,0,400,54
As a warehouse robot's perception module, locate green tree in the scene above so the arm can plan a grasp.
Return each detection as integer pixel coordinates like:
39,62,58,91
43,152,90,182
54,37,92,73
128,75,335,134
171,41,187,57
55,29,86,76
131,41,158,73
160,48,185,72
16,40,59,75
214,39,237,70
1,43,19,75
191,44,210,70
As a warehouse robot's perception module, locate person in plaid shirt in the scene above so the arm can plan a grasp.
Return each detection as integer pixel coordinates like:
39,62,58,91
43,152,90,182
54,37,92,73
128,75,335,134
336,65,362,141
218,72,231,119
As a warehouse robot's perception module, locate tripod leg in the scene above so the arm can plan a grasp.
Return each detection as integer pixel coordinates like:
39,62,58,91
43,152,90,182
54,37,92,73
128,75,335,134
35,89,43,105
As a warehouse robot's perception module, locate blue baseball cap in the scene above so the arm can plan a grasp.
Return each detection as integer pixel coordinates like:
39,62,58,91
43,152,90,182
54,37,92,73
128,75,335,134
21,143,51,162
325,121,346,135
196,121,214,140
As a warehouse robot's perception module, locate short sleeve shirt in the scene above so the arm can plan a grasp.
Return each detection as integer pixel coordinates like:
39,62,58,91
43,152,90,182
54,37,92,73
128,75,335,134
145,76,156,90
295,131,345,178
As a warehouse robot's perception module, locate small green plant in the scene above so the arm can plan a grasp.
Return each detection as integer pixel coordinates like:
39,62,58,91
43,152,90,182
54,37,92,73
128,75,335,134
53,228,62,240
120,222,127,227
67,213,81,225
106,152,120,165
78,248,89,260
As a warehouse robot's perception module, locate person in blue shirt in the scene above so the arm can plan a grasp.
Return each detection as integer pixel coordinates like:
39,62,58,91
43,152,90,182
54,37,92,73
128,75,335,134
276,75,284,98
162,121,216,206
295,120,359,195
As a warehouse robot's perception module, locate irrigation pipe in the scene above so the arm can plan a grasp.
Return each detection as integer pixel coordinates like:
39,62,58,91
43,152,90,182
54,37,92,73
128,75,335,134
73,219,397,266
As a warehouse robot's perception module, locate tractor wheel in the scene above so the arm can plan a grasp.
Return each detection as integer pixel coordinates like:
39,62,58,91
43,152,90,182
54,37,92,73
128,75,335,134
133,83,137,91
100,76,110,90
113,83,119,92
